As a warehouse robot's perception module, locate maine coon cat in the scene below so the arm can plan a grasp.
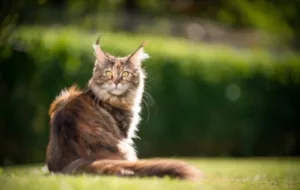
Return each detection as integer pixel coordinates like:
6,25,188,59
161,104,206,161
46,38,201,180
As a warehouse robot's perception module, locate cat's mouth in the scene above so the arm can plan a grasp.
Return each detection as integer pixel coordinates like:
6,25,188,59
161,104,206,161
108,84,128,96
102,82,129,96
109,88,126,96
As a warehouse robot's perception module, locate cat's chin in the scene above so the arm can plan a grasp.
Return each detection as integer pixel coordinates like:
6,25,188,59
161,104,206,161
108,89,126,96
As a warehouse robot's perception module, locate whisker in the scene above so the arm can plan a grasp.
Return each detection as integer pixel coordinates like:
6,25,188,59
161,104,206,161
142,98,150,122
143,91,154,106
145,77,156,83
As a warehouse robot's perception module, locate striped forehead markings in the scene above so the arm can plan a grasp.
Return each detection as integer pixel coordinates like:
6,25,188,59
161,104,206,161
113,60,122,76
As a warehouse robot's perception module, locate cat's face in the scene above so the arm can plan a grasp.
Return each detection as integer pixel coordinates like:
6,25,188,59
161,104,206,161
88,39,149,102
91,55,141,96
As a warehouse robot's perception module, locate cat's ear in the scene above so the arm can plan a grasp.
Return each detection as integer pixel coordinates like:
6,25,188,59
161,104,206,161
127,41,150,65
92,37,107,64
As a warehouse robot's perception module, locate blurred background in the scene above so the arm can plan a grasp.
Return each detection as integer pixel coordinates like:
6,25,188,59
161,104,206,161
1,0,300,166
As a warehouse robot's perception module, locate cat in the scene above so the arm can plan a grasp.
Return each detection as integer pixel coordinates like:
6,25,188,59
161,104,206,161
46,38,202,180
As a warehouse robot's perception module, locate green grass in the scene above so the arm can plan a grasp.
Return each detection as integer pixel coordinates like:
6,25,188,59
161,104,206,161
1,158,300,190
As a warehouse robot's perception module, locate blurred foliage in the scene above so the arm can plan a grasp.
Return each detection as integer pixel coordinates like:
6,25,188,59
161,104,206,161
1,26,300,165
1,0,300,165
1,0,300,45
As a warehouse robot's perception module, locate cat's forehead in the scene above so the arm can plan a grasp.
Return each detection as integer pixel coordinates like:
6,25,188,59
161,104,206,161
105,54,128,63
96,55,133,70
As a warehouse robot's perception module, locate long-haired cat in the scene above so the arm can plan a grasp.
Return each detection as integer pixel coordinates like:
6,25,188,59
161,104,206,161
46,38,201,180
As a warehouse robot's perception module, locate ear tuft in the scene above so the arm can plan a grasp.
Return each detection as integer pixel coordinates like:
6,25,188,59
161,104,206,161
139,40,150,62
139,48,150,62
95,36,101,45
141,41,149,47
92,36,101,52
92,37,107,63
127,41,150,64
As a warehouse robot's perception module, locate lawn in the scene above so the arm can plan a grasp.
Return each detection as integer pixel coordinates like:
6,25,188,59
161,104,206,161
1,158,299,190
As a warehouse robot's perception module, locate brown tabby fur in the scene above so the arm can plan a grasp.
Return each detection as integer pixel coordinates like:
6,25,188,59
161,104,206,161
46,39,202,181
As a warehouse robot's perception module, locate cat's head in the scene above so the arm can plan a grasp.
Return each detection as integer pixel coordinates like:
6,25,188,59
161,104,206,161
88,38,149,105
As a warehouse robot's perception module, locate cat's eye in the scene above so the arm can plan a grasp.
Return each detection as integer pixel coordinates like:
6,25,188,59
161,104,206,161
122,71,129,78
105,71,113,78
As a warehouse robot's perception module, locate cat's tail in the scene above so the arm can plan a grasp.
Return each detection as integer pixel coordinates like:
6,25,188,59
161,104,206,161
61,158,202,181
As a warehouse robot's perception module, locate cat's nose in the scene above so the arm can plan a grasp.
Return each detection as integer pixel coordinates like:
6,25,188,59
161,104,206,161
113,78,121,85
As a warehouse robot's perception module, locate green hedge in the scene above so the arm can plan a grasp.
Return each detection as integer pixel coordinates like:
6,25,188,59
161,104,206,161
1,26,300,165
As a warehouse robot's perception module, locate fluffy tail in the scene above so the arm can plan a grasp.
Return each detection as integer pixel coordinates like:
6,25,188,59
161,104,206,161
61,159,202,181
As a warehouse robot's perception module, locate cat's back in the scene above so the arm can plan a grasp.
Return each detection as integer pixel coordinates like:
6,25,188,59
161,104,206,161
48,84,116,133
48,84,124,139
49,84,83,120
47,85,125,171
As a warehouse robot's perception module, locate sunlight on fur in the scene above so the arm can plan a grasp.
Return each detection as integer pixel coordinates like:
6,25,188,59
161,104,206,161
46,38,202,181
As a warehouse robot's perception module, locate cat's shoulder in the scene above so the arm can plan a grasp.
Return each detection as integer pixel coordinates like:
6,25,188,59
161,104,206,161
48,84,82,118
